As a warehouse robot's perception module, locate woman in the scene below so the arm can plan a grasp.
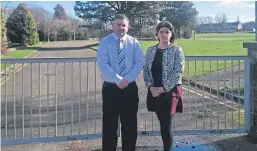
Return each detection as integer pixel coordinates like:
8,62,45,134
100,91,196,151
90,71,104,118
143,21,185,151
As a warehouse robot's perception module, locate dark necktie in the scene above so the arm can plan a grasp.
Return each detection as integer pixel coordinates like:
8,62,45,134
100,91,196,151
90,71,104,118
118,39,126,76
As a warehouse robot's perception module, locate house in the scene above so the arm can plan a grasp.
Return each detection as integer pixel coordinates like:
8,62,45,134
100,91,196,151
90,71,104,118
196,22,242,33
242,21,255,32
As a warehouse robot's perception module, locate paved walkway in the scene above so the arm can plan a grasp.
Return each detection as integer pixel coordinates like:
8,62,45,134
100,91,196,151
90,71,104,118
194,63,245,97
2,134,257,151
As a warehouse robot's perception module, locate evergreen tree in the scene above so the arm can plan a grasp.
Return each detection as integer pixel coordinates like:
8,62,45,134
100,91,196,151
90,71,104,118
1,7,8,55
160,1,198,38
27,10,39,45
6,3,38,45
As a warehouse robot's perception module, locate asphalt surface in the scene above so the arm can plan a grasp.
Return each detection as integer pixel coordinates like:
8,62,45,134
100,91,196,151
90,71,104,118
1,41,243,150
196,63,245,97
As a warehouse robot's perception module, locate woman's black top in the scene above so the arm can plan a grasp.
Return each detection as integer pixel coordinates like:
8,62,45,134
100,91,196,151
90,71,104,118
151,48,165,87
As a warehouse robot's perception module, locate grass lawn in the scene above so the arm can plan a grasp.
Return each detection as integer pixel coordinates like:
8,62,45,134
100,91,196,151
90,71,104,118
139,39,248,78
90,46,98,50
91,37,249,78
1,50,35,60
1,42,48,71
88,38,99,41
194,32,254,41
140,39,248,55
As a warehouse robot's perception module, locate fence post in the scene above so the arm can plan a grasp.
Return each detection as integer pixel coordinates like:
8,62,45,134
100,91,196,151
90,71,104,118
243,42,257,139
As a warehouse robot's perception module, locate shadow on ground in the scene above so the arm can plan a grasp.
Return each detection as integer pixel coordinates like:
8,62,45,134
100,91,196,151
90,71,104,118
38,43,98,51
91,135,257,151
38,46,94,51
92,146,160,151
2,134,257,151
206,135,257,151
14,43,98,52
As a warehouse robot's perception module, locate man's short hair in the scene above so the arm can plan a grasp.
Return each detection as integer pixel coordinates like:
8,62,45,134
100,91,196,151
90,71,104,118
113,14,129,23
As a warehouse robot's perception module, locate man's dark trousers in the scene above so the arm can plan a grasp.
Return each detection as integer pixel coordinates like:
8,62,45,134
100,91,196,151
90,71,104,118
102,81,139,151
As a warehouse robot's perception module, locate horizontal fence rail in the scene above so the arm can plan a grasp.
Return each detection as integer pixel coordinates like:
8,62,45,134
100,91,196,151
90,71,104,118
1,56,250,146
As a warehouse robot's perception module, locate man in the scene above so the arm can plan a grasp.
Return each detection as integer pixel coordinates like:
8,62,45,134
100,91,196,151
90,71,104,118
97,14,144,151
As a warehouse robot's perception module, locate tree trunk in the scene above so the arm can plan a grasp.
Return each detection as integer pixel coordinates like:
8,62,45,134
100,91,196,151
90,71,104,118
139,16,142,38
193,30,195,40
47,31,50,42
177,26,181,39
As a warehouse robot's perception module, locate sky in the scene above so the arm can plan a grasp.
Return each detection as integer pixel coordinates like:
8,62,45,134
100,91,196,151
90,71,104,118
2,1,256,23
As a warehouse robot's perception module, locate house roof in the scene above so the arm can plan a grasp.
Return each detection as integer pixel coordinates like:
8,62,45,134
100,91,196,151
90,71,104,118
199,22,241,27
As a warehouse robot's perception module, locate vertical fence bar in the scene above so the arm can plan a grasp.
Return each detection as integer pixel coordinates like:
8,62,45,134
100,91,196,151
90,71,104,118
194,60,197,130
71,62,74,135
13,63,16,139
63,62,66,136
224,60,227,129
55,63,58,136
94,62,97,133
87,62,89,101
202,60,205,129
244,58,250,131
86,62,89,134
22,63,25,138
238,61,241,128
47,63,49,137
5,64,8,139
30,63,33,137
39,63,41,137
231,60,234,129
181,60,184,127
187,61,191,129
145,113,147,131
87,104,89,134
209,60,212,130
79,62,82,134
217,60,220,130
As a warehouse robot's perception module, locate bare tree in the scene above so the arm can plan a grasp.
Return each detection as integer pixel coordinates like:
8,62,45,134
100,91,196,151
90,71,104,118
197,16,213,25
206,16,213,23
215,13,223,23
20,3,55,42
50,19,72,41
68,16,81,40
27,4,46,31
2,1,10,10
221,13,227,23
198,17,205,25
44,11,53,42
2,2,15,21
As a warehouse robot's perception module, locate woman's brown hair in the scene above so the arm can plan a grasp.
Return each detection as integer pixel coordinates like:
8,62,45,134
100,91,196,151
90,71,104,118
156,21,176,43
